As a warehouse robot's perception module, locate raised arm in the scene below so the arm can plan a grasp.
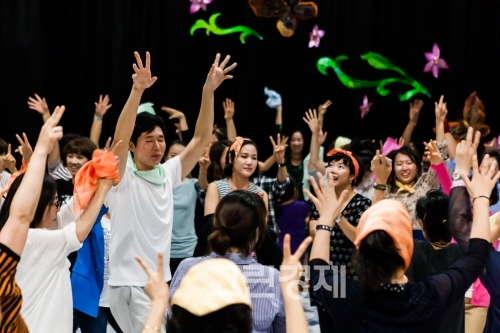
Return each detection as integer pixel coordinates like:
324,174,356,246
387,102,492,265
275,105,283,134
370,150,392,205
161,106,189,137
2,144,17,174
113,52,158,179
435,95,447,142
90,94,112,147
223,98,237,141
271,134,288,183
0,106,65,255
204,182,220,216
401,100,423,144
197,151,211,191
317,100,332,129
178,54,237,179
425,140,451,195
303,109,326,175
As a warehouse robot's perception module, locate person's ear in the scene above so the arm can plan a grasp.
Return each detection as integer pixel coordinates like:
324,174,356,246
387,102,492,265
129,141,136,152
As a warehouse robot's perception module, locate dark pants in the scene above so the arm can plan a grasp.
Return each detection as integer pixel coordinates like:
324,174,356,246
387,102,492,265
75,307,123,333
170,257,189,277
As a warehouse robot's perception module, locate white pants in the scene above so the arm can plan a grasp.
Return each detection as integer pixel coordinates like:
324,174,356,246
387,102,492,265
109,286,167,333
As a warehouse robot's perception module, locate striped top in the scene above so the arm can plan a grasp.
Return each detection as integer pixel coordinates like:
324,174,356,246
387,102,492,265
0,243,28,333
47,160,72,181
214,178,263,199
170,252,286,333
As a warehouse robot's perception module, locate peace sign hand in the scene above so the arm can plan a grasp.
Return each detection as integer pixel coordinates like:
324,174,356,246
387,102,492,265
135,252,170,305
132,52,158,91
15,133,33,164
204,54,237,91
35,105,65,156
279,235,312,292
270,134,286,164
3,144,16,173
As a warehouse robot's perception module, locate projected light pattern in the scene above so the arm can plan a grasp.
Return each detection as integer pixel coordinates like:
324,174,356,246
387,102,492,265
317,53,430,101
190,13,263,44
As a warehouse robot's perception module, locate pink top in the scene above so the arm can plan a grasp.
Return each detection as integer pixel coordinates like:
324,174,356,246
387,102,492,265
430,163,452,195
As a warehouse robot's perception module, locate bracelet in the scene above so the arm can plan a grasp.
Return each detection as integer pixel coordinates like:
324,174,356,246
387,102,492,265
472,196,490,204
373,183,387,191
143,325,160,332
315,224,333,232
277,161,286,168
94,114,103,121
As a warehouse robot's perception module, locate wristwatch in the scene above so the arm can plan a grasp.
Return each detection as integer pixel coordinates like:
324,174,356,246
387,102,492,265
334,214,343,224
452,170,462,181
277,160,286,168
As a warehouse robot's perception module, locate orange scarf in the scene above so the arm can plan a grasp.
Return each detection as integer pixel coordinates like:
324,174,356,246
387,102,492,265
229,137,251,156
73,150,120,213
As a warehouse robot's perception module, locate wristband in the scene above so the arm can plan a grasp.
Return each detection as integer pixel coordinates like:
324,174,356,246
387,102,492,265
315,225,333,233
472,196,490,204
277,161,286,168
373,183,387,191
94,114,103,121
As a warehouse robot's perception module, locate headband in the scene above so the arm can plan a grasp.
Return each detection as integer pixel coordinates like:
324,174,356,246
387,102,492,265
326,148,360,180
229,137,251,157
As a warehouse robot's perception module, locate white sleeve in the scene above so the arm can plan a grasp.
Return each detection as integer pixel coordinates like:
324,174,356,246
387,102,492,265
162,156,182,189
57,197,79,229
25,223,82,261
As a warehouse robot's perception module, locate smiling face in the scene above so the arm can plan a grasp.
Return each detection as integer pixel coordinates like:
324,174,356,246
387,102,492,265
66,154,89,177
327,159,354,189
394,153,418,185
129,127,166,170
231,144,258,178
290,131,304,154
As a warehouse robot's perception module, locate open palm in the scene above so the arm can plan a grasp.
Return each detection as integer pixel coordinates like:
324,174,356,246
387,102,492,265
132,52,158,90
204,54,237,91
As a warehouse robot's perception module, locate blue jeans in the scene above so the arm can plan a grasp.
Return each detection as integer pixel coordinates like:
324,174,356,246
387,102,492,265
75,307,123,333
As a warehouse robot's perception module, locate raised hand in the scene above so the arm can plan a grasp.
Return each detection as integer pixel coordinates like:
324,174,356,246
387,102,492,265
204,54,237,91
223,98,235,119
304,175,349,225
318,129,328,146
27,94,50,115
135,253,169,304
270,134,286,164
279,234,312,287
103,137,112,151
15,133,33,164
318,100,332,116
409,99,424,125
455,127,481,175
95,94,112,117
132,51,158,91
370,150,392,183
435,95,447,123
396,137,405,147
161,106,185,120
423,140,443,165
303,109,320,133
462,154,500,199
3,144,16,173
35,106,65,156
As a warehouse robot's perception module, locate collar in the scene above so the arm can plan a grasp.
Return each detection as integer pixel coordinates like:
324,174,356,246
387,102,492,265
209,252,256,265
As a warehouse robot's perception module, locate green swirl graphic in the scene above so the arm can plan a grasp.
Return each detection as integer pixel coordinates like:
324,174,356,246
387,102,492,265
190,13,263,44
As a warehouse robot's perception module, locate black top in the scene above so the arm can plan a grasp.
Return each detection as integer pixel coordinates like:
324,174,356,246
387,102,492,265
286,161,304,201
448,186,500,333
311,193,371,277
309,238,490,333
406,240,465,333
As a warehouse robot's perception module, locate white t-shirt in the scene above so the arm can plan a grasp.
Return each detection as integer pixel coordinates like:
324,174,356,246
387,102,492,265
99,216,111,307
106,156,182,286
16,222,82,333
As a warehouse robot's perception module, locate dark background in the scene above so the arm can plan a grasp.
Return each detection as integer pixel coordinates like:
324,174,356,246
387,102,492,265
1,0,500,161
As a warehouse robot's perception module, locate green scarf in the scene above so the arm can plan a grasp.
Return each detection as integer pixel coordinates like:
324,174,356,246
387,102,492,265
127,152,167,186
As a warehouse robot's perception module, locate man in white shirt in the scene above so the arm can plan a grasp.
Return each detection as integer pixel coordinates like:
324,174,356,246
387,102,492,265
106,51,236,333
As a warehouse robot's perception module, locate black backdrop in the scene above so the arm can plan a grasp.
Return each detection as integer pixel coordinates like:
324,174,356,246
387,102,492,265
2,0,500,161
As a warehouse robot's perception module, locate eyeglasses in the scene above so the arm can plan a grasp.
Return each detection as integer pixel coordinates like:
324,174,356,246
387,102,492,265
48,198,61,209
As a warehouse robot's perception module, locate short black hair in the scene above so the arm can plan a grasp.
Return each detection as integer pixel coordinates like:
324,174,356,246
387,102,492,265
62,138,98,167
223,139,260,179
326,151,365,186
0,138,7,155
167,304,252,333
416,190,451,243
0,173,58,231
213,127,228,141
130,113,166,146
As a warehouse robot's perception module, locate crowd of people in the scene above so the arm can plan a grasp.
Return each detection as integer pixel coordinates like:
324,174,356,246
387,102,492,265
1,51,500,333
